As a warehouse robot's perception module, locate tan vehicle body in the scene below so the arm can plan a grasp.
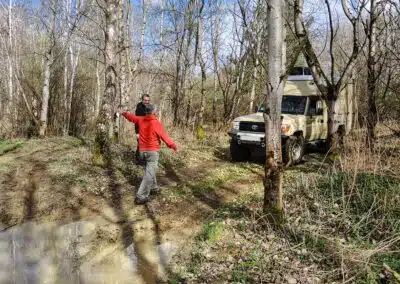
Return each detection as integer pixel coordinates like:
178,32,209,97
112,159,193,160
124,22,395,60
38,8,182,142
229,79,356,162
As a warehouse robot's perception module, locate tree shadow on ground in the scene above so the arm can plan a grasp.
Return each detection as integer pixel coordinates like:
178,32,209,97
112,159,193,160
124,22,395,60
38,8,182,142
104,155,162,283
117,147,142,188
213,146,264,164
214,144,332,175
0,139,168,283
291,153,331,174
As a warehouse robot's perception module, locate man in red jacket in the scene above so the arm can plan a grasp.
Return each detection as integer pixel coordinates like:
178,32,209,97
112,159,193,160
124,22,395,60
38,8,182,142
121,104,178,204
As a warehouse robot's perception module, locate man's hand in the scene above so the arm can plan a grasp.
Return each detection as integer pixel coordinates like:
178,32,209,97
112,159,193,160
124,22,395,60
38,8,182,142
171,143,178,152
117,104,128,112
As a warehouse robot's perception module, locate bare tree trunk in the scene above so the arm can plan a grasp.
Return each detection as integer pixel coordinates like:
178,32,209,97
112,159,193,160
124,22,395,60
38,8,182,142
185,82,193,126
211,7,220,126
125,3,134,107
119,20,128,141
157,0,167,122
229,55,248,120
173,0,195,126
15,72,38,127
39,52,52,136
62,0,71,136
95,54,102,116
366,0,377,148
65,45,79,135
250,34,261,113
132,0,150,75
94,0,119,164
249,0,263,114
327,97,337,152
212,73,218,125
39,0,56,137
7,0,13,122
195,0,206,127
114,0,126,142
63,49,69,131
263,0,284,219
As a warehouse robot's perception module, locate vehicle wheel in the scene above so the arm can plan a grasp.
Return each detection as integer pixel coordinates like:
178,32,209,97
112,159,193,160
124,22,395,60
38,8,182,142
230,140,250,162
283,135,305,166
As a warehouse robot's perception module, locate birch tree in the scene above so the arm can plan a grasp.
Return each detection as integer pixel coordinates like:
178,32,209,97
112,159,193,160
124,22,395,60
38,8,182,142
211,4,220,126
62,0,81,135
132,0,150,76
195,0,206,127
263,0,285,216
7,0,14,125
94,0,119,164
39,0,57,136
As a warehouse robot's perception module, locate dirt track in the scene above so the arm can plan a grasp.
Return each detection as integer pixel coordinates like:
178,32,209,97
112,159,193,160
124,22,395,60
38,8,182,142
0,137,263,283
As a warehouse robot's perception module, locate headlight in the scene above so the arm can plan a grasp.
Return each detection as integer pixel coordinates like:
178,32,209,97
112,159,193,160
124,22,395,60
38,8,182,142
281,124,291,133
232,121,240,130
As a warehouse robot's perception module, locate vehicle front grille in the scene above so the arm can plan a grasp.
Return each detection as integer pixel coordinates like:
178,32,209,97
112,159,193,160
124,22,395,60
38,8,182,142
239,122,265,132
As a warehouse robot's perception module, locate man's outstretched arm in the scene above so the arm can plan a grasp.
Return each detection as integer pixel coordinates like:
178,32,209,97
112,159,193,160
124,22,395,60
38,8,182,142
155,122,178,151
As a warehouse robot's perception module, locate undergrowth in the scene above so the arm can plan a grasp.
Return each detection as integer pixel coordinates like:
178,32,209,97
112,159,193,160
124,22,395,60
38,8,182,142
170,129,400,284
0,140,24,155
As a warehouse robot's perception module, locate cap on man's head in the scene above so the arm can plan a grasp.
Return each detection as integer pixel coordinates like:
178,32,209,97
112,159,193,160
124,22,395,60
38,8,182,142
144,104,157,114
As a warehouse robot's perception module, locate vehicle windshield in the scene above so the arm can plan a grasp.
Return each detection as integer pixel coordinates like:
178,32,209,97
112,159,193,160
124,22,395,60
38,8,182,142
257,96,307,115
289,67,312,76
282,96,307,115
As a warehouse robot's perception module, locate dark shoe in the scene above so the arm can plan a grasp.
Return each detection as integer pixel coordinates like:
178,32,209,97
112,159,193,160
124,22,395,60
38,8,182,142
135,196,150,205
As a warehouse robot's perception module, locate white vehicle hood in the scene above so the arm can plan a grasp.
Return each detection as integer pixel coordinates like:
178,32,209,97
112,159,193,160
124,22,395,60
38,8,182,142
234,113,299,124
234,112,264,123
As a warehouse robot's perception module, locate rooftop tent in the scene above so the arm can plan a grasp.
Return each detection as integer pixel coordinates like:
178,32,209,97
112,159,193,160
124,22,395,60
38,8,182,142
288,53,312,80
284,80,319,96
294,53,307,68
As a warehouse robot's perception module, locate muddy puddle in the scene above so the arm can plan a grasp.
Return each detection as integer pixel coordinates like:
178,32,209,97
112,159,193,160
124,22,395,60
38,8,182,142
0,219,177,283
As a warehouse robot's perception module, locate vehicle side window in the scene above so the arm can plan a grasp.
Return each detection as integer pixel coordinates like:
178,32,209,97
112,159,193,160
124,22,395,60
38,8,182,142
308,98,317,116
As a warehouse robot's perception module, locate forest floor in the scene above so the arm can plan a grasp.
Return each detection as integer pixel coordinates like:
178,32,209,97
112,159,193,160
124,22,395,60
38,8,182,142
0,126,399,284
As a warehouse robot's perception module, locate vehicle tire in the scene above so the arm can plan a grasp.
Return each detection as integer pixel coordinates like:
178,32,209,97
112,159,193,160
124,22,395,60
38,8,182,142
283,135,305,166
230,140,250,162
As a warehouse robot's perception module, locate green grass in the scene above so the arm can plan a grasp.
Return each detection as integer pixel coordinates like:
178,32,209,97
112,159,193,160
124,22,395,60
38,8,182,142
187,164,256,193
198,221,224,243
0,140,24,155
231,247,260,283
317,172,400,240
356,253,400,283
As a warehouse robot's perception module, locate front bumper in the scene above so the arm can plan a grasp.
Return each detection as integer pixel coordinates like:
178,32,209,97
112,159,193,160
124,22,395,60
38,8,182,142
230,132,266,147
229,131,290,147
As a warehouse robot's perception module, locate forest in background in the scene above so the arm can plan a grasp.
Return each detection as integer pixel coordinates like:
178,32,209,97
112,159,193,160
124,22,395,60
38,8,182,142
0,0,400,282
0,0,399,141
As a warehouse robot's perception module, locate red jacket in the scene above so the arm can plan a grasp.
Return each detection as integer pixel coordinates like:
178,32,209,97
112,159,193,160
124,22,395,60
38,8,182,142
122,112,177,152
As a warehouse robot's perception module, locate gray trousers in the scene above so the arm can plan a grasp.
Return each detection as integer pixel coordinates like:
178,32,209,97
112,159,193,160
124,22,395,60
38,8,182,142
136,151,159,199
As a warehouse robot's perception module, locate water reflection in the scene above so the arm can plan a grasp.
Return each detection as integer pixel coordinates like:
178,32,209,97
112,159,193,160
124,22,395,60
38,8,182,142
0,220,175,284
